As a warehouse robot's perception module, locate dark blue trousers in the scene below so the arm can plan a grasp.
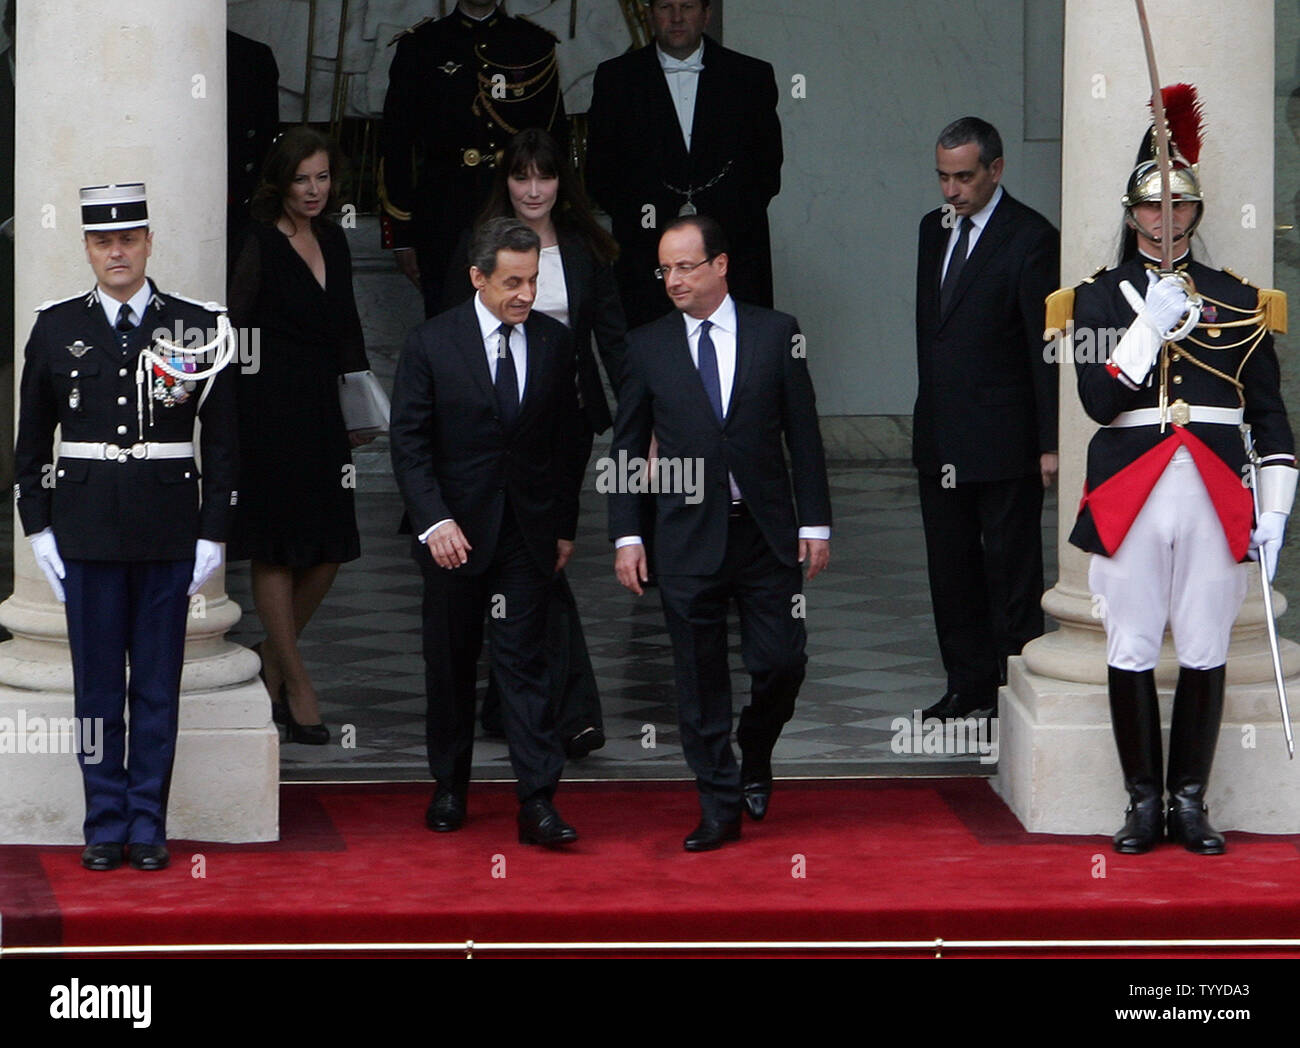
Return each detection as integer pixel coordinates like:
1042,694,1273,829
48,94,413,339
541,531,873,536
63,559,192,846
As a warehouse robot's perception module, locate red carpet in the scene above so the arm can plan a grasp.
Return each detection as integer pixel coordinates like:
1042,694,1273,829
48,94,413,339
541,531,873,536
4,778,1300,957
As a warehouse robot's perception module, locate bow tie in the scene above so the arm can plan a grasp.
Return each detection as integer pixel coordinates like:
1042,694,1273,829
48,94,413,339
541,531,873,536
661,56,704,74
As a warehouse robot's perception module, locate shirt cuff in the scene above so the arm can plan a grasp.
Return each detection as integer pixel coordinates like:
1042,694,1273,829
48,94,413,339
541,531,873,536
798,526,830,541
419,519,453,543
614,536,643,549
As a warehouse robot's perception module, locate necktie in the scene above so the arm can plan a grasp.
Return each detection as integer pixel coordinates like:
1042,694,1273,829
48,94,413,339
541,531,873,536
939,216,971,313
494,323,519,429
696,319,724,423
115,304,134,332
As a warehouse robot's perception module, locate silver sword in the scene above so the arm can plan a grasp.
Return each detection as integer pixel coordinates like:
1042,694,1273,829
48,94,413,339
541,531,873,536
1243,423,1295,758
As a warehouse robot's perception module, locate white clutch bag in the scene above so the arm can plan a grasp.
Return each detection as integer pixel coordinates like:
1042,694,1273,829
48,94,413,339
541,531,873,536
338,370,390,435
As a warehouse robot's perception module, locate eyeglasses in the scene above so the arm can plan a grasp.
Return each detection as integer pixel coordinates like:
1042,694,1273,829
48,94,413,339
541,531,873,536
654,257,715,280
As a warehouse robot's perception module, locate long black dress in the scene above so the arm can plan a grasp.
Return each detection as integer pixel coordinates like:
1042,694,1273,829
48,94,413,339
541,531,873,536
227,219,369,566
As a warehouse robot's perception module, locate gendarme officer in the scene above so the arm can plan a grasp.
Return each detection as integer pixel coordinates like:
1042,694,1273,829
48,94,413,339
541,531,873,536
14,183,239,872
378,0,567,316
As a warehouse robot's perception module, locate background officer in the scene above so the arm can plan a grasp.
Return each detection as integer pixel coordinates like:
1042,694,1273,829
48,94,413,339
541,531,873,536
14,183,239,872
378,0,568,316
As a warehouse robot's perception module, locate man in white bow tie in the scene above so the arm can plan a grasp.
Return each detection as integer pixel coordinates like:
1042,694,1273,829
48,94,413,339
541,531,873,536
586,0,784,327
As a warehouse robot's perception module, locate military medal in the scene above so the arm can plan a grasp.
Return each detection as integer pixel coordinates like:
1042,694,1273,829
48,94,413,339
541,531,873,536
438,61,462,76
678,198,697,217
66,340,89,358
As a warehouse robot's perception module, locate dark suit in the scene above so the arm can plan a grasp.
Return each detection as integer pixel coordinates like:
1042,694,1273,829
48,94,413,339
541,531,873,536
608,298,830,820
913,189,1059,700
14,282,238,846
585,36,782,327
390,298,587,800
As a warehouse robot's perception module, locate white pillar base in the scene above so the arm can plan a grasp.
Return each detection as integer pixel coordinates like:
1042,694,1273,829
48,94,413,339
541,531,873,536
994,655,1300,835
0,657,279,845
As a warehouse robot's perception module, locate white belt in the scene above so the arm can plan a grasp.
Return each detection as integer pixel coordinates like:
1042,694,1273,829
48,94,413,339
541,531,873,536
1107,406,1243,428
60,440,194,463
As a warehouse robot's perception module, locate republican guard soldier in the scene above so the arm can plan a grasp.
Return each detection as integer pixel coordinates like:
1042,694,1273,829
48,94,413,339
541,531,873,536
14,183,239,872
378,1,568,316
1058,87,1297,855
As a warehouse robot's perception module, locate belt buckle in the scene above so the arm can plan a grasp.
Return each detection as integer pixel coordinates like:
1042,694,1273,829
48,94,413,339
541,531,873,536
104,442,127,463
130,443,147,460
1170,399,1191,427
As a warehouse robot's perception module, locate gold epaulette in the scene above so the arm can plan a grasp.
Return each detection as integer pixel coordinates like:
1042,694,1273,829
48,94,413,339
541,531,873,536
388,16,433,47
1260,288,1288,334
1044,287,1074,336
1222,266,1251,285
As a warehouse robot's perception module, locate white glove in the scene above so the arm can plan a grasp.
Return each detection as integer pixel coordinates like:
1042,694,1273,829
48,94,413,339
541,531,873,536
1111,272,1195,384
189,539,224,596
29,527,66,603
1249,511,1288,583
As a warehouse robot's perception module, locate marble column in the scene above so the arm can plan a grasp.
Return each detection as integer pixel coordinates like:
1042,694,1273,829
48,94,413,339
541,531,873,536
0,0,277,844
996,0,1300,832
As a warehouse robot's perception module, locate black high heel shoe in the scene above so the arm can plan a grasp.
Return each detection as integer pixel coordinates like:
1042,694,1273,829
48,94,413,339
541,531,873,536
283,696,330,746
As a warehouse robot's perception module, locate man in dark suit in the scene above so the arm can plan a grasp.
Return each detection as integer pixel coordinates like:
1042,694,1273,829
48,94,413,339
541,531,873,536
14,183,239,872
609,215,831,851
390,217,588,846
585,0,782,328
913,117,1059,721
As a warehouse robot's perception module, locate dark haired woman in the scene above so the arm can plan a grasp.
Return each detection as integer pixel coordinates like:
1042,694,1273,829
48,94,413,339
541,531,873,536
228,126,372,745
446,127,627,759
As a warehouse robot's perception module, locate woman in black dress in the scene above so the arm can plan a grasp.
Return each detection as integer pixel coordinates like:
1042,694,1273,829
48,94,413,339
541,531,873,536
228,126,372,744
445,127,627,759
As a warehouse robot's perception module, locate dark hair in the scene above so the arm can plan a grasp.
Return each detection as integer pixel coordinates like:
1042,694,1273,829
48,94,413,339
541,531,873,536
661,213,729,259
937,116,1003,169
249,125,342,225
647,0,710,7
477,128,619,264
470,217,541,276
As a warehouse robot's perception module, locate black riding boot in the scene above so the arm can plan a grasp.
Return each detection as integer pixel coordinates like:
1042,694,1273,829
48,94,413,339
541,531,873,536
1107,666,1163,854
1166,665,1227,855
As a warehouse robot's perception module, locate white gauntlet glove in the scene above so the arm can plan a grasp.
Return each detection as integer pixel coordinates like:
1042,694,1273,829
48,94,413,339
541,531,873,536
1249,512,1287,583
29,527,66,603
189,539,224,596
1111,271,1197,384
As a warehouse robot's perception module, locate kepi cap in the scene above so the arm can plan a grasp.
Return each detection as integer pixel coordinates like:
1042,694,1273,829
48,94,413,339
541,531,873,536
80,183,148,231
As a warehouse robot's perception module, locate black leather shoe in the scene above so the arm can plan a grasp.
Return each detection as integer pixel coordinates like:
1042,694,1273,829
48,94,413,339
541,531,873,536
740,753,773,821
426,789,466,832
565,727,605,761
518,798,578,846
81,843,123,871
128,844,170,871
683,816,741,852
921,690,996,720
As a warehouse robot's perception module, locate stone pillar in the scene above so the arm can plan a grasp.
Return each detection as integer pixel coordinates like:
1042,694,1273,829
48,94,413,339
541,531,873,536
996,0,1299,832
0,0,277,844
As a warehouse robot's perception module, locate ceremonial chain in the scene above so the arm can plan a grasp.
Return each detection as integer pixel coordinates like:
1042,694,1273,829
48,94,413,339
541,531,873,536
135,313,237,439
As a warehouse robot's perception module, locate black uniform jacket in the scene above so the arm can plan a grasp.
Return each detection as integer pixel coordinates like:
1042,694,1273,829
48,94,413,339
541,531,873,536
389,298,587,577
14,282,238,561
607,301,831,577
442,227,628,433
913,191,1059,483
378,9,566,250
1069,256,1295,560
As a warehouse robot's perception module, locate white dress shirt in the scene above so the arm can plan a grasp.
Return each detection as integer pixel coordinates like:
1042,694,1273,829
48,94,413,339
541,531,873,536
97,281,153,331
534,245,569,328
657,42,705,151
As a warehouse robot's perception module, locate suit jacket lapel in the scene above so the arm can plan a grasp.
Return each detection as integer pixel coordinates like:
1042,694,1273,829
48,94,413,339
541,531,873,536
689,37,724,167
728,305,755,429
939,194,1016,324
457,300,497,406
637,42,690,168
669,314,724,431
517,312,554,426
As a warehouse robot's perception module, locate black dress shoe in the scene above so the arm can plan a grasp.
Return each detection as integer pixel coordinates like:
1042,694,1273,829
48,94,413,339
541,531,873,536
517,798,578,846
128,844,170,871
683,816,741,852
425,789,466,832
81,843,123,871
283,699,330,746
921,690,996,720
565,727,605,761
740,754,773,821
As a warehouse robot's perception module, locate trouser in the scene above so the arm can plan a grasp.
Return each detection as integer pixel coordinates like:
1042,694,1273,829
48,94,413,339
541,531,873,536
64,558,193,847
